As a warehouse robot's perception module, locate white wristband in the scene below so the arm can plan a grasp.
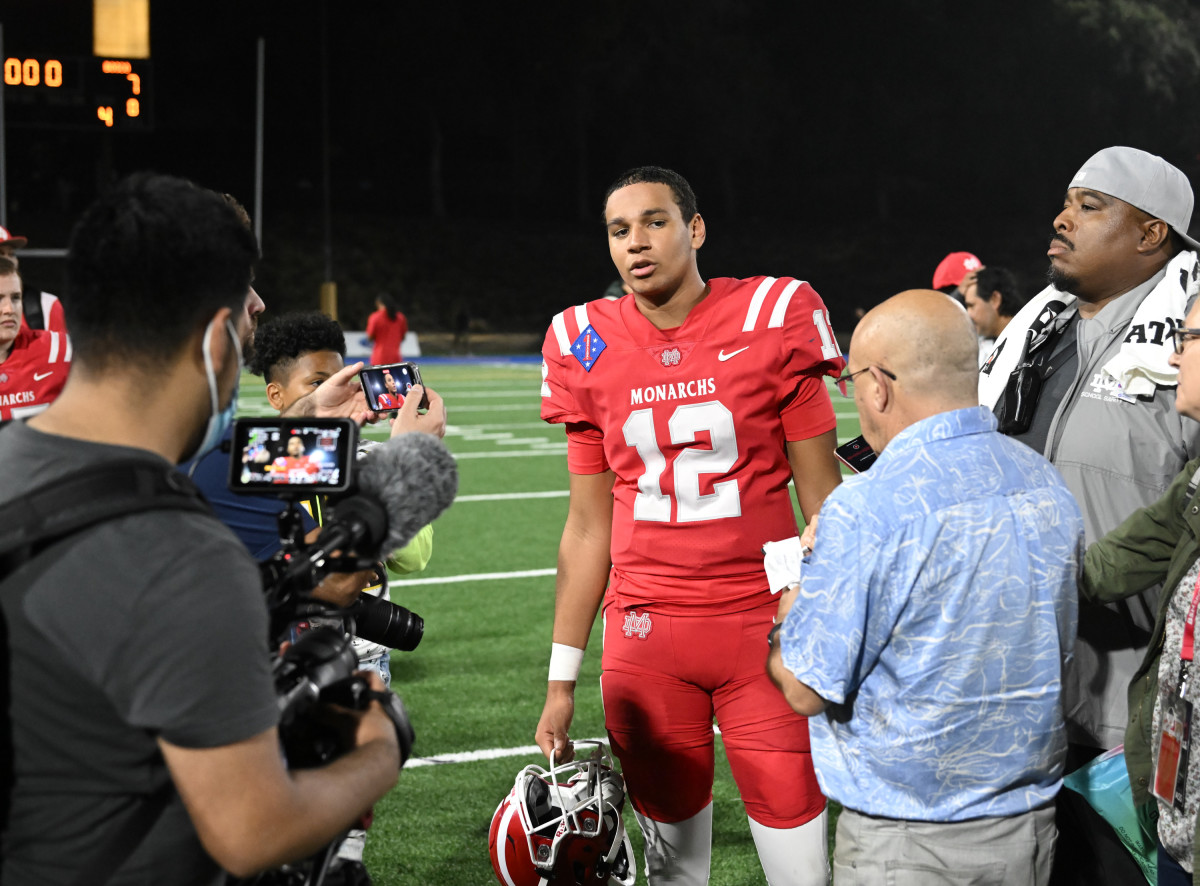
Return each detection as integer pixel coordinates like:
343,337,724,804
548,643,585,682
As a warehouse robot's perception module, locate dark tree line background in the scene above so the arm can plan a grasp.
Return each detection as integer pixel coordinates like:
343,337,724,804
4,0,1200,344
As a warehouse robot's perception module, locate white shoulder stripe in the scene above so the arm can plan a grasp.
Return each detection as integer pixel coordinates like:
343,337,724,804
64,335,72,362
47,331,60,363
767,279,804,329
574,303,591,335
551,312,571,356
741,277,777,332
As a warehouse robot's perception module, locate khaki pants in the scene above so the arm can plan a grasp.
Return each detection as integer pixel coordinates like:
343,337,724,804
833,804,1057,886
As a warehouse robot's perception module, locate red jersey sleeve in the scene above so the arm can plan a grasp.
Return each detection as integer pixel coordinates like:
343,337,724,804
541,310,609,474
540,323,588,426
775,281,844,441
565,423,607,474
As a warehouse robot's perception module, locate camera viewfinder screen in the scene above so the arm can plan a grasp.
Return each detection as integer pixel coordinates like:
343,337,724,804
229,418,355,493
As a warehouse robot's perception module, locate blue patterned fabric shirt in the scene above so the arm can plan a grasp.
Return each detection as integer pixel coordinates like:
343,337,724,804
780,406,1082,821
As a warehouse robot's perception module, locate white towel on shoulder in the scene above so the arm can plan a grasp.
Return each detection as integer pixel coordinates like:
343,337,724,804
979,250,1199,407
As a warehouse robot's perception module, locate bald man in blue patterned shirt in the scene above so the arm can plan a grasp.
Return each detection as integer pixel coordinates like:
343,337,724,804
767,290,1083,886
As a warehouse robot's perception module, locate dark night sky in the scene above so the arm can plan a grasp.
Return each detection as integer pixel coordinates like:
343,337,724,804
3,0,1200,331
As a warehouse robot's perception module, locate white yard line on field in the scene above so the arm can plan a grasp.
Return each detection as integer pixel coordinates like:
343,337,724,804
406,729,724,768
391,567,558,587
429,390,541,399
448,404,546,412
406,739,606,768
453,449,567,459
445,422,558,434
456,490,570,502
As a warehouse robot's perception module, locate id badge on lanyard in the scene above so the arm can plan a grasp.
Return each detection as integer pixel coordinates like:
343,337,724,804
1153,572,1200,812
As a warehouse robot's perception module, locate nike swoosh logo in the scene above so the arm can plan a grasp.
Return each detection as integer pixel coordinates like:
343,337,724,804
33,371,53,381
717,347,750,362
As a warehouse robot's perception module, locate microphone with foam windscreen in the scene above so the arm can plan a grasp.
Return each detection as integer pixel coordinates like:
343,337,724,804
313,431,458,562
306,432,458,651
351,431,458,555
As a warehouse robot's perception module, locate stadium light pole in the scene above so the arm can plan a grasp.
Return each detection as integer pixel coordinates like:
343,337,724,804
255,37,265,254
0,22,8,230
318,0,337,320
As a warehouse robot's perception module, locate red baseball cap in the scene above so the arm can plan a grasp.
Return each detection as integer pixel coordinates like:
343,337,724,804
932,251,983,290
0,226,28,251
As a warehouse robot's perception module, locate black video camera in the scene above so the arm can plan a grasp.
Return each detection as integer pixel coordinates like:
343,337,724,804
226,417,425,653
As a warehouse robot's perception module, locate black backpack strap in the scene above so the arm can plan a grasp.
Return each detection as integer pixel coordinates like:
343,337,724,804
0,457,214,884
0,458,211,568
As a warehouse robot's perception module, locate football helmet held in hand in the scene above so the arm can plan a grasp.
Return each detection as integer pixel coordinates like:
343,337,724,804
488,741,635,886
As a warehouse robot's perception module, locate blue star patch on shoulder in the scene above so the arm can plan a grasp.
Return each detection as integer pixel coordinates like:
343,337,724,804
571,325,607,371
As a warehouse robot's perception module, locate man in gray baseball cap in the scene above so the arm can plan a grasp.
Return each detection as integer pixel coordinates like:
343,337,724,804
1051,146,1200,297
979,145,1200,884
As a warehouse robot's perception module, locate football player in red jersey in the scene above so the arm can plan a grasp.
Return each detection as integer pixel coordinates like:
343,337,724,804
269,434,321,483
534,167,845,885
375,371,404,410
0,257,70,420
0,225,67,335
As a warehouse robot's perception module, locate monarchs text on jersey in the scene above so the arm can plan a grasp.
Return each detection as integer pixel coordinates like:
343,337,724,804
0,327,71,420
541,276,844,613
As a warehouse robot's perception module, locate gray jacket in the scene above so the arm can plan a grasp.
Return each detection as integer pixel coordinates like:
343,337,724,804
1043,267,1200,748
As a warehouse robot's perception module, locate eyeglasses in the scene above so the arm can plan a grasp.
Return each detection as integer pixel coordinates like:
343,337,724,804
1170,326,1200,355
835,365,897,397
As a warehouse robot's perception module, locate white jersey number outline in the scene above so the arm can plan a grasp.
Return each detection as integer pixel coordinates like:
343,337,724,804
622,401,741,523
813,309,839,360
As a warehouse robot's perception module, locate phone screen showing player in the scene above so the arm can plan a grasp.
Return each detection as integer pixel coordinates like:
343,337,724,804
834,434,877,473
229,418,356,493
360,361,429,412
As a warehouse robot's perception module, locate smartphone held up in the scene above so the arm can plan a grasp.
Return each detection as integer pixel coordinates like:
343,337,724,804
359,362,430,413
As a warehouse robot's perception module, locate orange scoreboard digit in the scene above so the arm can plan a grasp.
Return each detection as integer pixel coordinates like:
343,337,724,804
3,56,153,131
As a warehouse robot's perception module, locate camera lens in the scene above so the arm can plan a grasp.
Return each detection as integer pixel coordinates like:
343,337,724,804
349,595,424,651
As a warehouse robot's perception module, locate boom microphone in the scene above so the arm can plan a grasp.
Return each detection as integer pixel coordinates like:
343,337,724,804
323,431,458,558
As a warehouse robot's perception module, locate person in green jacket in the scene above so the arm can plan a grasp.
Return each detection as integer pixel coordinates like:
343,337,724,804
1081,295,1200,884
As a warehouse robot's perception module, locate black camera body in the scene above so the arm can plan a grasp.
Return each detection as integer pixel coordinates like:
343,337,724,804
222,419,430,886
274,627,414,770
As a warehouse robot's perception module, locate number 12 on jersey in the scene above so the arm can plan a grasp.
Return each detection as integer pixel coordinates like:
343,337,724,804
623,401,742,523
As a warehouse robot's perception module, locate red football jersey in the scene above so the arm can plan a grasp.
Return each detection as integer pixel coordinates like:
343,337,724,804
271,455,320,484
0,326,71,420
541,276,844,613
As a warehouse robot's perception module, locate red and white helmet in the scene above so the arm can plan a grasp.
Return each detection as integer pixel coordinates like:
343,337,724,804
489,741,635,886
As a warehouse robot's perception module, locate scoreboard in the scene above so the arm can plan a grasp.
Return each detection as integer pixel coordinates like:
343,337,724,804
3,55,153,131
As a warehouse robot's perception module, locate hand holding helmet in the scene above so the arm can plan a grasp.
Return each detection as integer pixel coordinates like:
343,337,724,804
488,741,635,886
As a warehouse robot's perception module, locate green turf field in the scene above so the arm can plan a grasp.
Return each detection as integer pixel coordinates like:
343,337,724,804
236,360,863,885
